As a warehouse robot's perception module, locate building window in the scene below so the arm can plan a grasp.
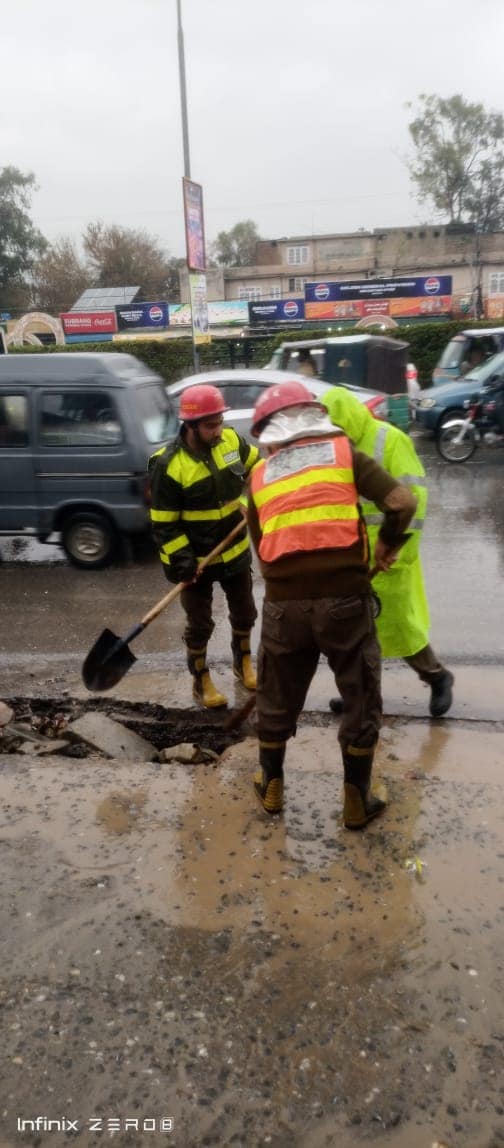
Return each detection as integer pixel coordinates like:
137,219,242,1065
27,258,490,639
266,285,281,299
489,272,504,295
287,245,309,265
288,277,307,292
238,286,262,301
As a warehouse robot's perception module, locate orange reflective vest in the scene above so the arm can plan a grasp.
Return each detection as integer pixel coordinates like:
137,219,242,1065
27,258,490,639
249,435,360,563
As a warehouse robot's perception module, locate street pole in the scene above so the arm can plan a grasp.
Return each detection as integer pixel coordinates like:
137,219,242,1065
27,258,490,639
176,0,199,371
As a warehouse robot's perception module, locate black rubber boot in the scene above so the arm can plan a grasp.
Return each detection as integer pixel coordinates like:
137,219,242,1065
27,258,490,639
231,630,256,690
186,647,227,709
342,748,387,830
254,743,285,814
428,669,454,718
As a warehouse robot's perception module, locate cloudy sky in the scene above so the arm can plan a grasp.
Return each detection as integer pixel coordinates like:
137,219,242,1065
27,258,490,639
2,0,503,258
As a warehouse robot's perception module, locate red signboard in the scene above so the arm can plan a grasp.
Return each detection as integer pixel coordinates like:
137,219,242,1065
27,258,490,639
60,311,118,335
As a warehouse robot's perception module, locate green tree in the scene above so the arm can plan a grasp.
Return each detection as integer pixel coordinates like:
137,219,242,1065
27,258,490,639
31,237,90,314
0,166,47,309
82,222,181,301
210,220,260,267
407,94,504,231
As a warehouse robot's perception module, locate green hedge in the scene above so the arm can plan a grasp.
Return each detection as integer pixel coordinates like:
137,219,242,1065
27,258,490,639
9,319,504,388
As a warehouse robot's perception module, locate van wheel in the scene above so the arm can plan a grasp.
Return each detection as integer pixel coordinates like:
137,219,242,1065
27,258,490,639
61,512,116,569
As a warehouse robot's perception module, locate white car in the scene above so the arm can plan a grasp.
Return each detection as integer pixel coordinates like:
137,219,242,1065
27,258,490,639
166,369,388,442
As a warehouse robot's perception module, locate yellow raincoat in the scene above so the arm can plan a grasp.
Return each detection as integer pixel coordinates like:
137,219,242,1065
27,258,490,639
322,387,429,658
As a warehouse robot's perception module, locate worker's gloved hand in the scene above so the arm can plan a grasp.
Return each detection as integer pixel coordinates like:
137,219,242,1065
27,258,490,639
174,558,199,584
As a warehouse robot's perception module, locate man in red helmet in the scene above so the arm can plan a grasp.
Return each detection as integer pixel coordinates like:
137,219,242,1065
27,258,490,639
149,382,259,707
247,380,417,829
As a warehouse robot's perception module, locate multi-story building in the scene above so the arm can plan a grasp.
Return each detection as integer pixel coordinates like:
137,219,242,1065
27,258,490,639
181,224,504,319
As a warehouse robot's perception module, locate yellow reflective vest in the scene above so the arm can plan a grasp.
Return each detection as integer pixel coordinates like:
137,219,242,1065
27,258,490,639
149,427,259,582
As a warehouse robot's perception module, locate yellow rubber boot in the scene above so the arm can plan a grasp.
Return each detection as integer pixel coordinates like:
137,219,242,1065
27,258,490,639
342,746,387,830
231,631,257,691
187,648,227,709
254,743,285,814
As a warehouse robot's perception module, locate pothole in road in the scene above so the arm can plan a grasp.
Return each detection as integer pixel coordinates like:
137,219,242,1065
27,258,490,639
0,695,255,759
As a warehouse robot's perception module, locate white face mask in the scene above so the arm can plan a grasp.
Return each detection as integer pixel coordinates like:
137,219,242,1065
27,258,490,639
258,404,343,446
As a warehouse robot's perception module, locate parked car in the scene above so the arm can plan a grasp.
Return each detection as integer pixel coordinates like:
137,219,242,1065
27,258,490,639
432,328,504,386
0,353,178,567
166,368,389,442
413,349,504,435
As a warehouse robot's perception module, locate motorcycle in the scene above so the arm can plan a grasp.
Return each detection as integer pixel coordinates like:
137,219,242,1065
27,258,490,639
436,389,504,462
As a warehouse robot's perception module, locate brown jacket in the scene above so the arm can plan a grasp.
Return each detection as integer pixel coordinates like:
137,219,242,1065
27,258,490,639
247,442,416,601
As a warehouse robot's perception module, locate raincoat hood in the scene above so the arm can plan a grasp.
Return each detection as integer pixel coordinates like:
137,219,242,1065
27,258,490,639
321,386,376,446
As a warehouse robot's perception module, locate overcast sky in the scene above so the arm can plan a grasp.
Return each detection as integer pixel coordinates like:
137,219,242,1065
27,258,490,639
2,0,504,258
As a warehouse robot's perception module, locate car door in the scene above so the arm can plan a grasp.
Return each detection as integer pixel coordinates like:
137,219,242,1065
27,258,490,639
0,390,38,530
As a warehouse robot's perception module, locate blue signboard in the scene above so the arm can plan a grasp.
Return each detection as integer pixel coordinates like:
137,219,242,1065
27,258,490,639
305,276,452,302
248,299,305,324
65,333,114,344
116,301,169,331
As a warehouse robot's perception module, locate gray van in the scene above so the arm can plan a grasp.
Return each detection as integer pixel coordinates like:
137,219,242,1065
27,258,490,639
0,352,178,567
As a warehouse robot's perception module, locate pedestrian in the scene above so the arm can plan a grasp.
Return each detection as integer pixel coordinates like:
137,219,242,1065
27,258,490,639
322,387,454,718
247,380,417,829
149,384,259,708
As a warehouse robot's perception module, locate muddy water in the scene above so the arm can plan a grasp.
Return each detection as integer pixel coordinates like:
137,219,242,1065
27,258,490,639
0,717,503,1148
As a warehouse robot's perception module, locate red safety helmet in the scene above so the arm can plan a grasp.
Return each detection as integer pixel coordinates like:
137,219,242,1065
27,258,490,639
251,380,323,437
179,384,229,422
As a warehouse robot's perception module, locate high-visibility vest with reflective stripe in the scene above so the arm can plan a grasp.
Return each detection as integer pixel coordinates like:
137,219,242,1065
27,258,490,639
250,435,360,563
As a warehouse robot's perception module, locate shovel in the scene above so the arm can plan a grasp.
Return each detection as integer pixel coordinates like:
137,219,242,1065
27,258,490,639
82,516,248,692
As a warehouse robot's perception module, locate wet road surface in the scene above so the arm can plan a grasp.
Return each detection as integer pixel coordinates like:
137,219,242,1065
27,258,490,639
0,437,503,1147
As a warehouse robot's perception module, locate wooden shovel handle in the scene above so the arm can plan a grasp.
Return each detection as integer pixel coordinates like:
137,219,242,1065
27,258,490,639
140,513,248,628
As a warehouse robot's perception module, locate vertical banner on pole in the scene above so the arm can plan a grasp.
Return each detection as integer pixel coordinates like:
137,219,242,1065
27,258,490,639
189,272,211,345
182,178,206,272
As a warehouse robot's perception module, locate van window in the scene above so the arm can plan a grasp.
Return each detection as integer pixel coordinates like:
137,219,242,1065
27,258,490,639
0,395,29,447
437,338,467,370
136,385,178,444
39,392,122,446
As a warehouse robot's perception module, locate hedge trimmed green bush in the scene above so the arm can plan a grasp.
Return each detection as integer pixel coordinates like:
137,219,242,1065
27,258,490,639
9,318,504,388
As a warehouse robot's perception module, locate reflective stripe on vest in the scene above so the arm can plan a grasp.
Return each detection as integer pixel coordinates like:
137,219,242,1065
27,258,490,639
250,435,360,563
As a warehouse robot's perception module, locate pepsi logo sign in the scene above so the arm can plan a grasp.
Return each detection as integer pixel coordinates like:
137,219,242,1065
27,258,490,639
424,277,441,295
149,305,164,322
283,300,299,317
314,283,330,301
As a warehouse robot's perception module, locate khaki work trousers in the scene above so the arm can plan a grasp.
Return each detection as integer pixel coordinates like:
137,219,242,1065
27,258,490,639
256,594,382,752
181,566,257,650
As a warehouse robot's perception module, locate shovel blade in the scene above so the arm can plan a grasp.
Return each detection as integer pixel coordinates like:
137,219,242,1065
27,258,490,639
82,628,137,692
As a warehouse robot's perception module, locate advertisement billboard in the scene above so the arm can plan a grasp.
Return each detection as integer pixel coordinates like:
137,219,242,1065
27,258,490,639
183,178,206,272
189,272,211,345
248,299,305,324
60,311,118,336
169,300,249,327
115,302,169,331
305,276,453,320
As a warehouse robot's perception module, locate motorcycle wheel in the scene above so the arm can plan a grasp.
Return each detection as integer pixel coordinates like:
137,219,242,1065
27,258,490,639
436,420,477,462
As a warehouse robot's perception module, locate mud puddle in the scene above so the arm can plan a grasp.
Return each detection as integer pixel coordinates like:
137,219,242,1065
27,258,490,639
0,719,503,1147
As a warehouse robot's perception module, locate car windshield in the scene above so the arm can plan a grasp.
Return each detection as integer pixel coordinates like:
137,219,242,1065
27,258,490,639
136,384,178,443
437,339,467,369
463,350,504,385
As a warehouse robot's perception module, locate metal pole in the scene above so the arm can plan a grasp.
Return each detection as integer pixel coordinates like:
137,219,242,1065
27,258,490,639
176,0,199,371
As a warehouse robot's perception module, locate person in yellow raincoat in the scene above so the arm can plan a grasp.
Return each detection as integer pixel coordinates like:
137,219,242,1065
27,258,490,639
322,387,454,718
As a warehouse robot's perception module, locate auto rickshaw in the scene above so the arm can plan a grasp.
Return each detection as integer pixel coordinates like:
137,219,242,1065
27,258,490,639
267,334,411,428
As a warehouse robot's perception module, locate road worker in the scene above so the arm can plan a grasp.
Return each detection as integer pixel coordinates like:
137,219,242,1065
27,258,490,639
322,387,454,718
149,384,259,708
247,380,417,829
